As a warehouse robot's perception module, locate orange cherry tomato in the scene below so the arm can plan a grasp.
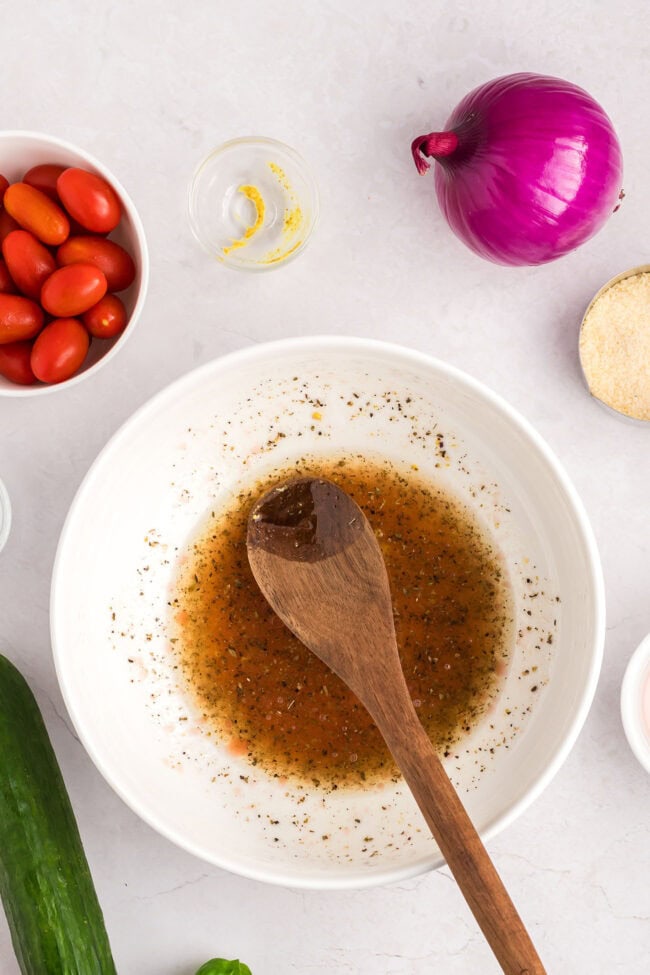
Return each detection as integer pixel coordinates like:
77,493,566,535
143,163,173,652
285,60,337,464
41,263,107,317
3,182,70,246
31,317,89,384
0,340,37,385
2,230,57,301
82,293,127,339
0,259,17,295
0,175,8,201
57,168,121,233
0,293,44,343
0,209,20,246
57,236,135,292
23,163,66,201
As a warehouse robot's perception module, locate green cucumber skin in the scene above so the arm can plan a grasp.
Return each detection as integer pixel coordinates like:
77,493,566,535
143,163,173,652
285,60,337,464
0,655,117,975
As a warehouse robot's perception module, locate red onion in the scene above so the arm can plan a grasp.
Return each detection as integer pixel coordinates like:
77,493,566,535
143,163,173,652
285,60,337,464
412,73,623,266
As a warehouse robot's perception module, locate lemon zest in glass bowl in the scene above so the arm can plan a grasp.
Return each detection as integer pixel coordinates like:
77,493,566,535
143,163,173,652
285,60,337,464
223,185,266,255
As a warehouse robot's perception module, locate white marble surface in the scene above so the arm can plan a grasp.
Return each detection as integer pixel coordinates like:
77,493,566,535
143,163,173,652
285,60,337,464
1,1,649,972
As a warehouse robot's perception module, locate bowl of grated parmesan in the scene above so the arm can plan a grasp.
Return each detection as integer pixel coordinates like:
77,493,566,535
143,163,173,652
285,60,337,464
579,265,650,423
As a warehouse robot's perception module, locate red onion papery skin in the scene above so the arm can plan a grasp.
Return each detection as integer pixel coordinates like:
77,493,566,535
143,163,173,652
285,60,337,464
412,73,624,266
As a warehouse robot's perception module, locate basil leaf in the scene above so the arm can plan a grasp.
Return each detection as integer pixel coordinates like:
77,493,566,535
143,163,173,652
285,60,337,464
195,959,252,975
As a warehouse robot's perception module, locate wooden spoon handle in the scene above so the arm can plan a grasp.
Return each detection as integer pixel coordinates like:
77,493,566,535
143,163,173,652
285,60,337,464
376,706,547,975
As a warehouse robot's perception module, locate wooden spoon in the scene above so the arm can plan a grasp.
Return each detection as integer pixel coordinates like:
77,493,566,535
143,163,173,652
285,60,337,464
247,476,546,975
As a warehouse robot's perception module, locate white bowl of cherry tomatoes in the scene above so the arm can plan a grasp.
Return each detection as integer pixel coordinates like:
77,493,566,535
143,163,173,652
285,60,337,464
0,131,149,395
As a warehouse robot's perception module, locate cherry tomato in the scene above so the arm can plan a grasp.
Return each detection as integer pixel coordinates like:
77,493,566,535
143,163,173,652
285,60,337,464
3,182,70,246
57,168,121,233
41,263,107,317
0,175,8,201
0,340,37,385
2,230,57,301
0,259,17,294
57,236,135,291
23,163,66,201
82,293,127,339
31,317,89,384
0,293,44,343
0,209,20,246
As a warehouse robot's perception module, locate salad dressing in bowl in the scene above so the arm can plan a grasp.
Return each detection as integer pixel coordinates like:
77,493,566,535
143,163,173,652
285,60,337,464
169,454,515,790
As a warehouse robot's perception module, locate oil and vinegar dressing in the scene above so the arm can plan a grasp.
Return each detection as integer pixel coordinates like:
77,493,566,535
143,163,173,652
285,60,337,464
169,455,514,789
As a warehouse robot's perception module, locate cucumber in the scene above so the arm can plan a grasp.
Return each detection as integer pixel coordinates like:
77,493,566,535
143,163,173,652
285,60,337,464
0,654,117,974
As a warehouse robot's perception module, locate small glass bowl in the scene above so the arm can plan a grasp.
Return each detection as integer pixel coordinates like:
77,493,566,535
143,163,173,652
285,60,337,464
621,633,650,775
188,137,319,271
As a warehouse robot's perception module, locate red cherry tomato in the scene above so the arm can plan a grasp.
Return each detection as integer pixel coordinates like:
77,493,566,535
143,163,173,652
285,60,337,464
0,175,8,201
22,163,66,201
0,340,37,385
0,259,17,294
57,236,135,292
57,168,121,233
3,182,70,246
41,263,107,317
0,293,44,343
2,230,57,301
82,293,127,339
0,209,20,246
31,317,89,384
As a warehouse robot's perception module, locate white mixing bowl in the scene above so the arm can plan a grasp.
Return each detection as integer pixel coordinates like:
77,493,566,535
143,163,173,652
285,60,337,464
51,337,605,889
